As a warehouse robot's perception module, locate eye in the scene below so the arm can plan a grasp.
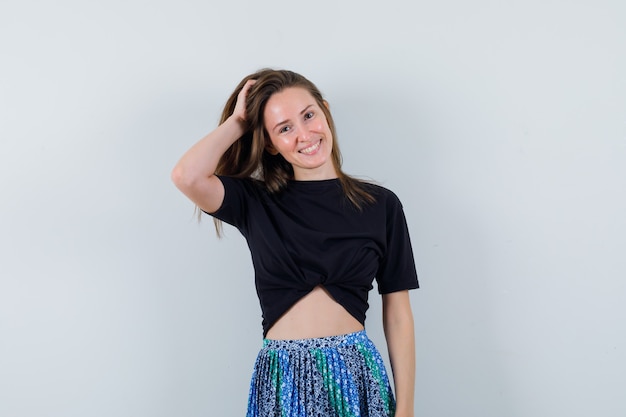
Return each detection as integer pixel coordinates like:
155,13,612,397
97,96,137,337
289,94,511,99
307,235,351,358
304,111,314,120
279,125,291,133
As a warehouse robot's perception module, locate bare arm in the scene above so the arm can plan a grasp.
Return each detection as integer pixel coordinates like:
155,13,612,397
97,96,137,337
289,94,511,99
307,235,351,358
382,290,415,417
171,80,255,213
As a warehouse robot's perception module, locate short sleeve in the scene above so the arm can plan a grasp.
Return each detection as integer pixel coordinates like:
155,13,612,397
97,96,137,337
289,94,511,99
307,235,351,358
205,175,256,233
375,193,419,294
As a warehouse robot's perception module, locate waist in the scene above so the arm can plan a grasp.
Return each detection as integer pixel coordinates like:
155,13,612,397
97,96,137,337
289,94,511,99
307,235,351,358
264,285,364,340
263,329,371,350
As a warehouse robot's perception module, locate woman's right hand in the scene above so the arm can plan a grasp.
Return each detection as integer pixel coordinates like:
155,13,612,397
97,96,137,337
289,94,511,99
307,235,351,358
232,79,257,123
171,78,257,213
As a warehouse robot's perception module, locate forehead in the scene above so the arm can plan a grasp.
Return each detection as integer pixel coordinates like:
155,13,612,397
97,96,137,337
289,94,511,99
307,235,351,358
264,87,317,122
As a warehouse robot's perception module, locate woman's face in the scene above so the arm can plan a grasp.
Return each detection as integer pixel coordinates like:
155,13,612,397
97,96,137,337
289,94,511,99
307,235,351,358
263,87,337,181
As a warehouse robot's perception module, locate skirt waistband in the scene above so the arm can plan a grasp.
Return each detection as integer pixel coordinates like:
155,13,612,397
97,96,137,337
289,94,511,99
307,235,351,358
262,329,369,350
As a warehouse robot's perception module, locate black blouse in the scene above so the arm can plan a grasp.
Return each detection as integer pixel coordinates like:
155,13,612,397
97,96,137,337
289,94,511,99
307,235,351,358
209,176,419,336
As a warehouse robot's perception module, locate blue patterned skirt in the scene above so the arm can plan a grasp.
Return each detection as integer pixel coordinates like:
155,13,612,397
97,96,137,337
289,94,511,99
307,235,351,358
246,330,396,417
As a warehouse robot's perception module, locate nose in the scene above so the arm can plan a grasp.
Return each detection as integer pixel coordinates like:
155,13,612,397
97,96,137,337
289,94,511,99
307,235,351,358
295,121,313,142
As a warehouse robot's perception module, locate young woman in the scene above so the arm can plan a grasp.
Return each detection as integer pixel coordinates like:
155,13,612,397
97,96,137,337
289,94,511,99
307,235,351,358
172,69,419,417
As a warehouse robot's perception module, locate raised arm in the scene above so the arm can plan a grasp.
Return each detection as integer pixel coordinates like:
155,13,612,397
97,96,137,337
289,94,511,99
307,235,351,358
382,290,415,417
171,79,255,213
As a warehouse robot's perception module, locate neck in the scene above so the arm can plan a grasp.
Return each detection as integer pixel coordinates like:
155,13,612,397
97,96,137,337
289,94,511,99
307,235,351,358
293,167,339,181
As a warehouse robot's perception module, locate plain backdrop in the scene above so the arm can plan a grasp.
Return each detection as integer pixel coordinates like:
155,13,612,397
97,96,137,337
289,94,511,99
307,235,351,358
1,0,624,416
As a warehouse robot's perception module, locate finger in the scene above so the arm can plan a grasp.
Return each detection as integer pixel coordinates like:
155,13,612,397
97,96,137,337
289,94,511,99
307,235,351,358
242,79,257,93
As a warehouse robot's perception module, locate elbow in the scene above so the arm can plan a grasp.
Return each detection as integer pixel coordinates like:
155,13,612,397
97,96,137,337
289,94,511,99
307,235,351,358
383,309,414,330
170,164,185,188
171,163,196,192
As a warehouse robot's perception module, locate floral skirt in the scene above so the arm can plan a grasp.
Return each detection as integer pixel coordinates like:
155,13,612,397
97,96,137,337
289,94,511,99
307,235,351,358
246,330,396,417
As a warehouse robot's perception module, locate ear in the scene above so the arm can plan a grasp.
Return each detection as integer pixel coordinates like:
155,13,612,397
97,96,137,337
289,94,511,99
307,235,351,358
265,143,279,156
323,100,330,110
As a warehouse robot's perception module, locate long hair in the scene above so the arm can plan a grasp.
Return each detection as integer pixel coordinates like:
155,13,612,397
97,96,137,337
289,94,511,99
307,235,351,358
213,69,375,235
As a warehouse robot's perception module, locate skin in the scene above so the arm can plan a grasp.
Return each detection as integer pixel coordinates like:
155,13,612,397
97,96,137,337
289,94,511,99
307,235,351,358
171,80,415,417
263,87,338,180
171,80,256,214
383,291,416,417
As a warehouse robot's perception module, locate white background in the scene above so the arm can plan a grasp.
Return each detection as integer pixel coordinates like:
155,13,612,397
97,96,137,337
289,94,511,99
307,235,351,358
1,0,624,416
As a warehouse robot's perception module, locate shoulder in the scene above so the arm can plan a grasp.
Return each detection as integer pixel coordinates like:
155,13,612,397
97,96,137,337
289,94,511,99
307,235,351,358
218,175,267,194
360,181,404,208
208,176,270,227
213,175,271,212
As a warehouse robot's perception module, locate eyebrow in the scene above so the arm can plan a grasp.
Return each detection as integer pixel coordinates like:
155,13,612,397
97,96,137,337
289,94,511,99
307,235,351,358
272,104,315,131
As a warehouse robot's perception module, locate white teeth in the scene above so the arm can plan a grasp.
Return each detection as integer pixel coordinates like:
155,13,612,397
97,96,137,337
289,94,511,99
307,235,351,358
299,140,321,155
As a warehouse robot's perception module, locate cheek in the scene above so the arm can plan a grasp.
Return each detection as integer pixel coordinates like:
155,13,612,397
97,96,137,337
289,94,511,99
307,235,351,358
269,135,291,152
316,119,331,134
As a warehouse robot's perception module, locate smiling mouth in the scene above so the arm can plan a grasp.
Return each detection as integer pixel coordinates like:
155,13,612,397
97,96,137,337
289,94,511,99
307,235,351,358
299,139,322,155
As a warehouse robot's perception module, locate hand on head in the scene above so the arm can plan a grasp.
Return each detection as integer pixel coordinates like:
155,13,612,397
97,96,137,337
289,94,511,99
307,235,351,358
232,79,257,123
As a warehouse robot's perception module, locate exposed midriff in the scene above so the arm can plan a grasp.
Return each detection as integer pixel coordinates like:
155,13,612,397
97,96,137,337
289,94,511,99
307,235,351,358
265,285,364,340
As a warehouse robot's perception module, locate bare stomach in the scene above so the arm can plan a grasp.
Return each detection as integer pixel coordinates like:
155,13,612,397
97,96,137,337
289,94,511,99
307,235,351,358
265,285,364,340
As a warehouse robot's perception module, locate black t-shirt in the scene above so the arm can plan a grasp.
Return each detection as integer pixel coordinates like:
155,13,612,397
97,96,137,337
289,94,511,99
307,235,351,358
209,175,419,336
